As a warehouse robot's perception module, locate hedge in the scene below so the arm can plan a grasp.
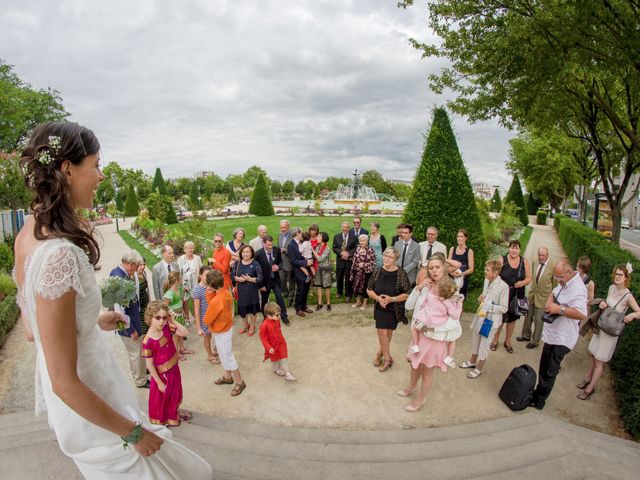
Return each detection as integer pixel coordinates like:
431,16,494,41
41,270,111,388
536,210,547,225
554,214,640,439
0,295,19,348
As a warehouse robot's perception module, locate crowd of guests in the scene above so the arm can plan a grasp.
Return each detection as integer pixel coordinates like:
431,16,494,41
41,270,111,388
114,215,640,418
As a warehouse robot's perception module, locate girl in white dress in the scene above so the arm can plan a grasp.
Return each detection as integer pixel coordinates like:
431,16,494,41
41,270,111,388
13,122,212,479
577,264,640,400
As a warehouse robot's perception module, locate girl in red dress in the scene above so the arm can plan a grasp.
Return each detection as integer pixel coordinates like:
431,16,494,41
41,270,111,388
259,303,297,381
142,301,189,426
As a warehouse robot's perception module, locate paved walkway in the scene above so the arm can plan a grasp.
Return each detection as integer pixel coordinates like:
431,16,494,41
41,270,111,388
0,216,637,478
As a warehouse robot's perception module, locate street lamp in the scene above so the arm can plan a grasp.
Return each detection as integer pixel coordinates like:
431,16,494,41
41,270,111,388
111,174,119,233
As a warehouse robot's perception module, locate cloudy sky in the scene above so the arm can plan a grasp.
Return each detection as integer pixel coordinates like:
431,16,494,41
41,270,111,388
1,0,514,187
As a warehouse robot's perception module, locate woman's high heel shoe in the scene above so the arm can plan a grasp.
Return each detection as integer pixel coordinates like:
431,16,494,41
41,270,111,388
379,359,394,372
405,397,427,412
373,352,384,367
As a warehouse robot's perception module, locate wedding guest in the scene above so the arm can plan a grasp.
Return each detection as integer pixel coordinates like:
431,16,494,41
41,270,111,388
177,241,202,324
350,234,376,310
289,227,314,317
394,224,420,286
227,227,246,266
232,245,263,336
332,221,357,301
369,222,387,267
208,233,232,291
577,256,596,306
448,229,474,298
278,219,295,307
419,226,447,267
255,236,289,325
152,245,179,301
136,261,151,336
313,232,333,311
249,225,268,252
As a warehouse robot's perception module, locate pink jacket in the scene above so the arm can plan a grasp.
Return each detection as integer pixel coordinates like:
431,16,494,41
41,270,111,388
415,290,462,327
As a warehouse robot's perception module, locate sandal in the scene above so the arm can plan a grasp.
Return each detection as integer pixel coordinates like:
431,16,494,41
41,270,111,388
489,343,497,351
179,410,193,421
379,359,394,372
467,368,482,379
576,379,591,389
504,343,514,354
460,361,476,369
239,327,248,334
208,355,220,364
247,325,255,337
180,349,195,355
577,389,595,400
214,376,234,385
397,386,417,397
373,352,384,367
231,381,247,396
405,397,427,412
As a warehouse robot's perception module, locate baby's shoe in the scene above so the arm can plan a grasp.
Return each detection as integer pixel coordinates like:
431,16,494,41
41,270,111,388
274,369,286,377
284,372,297,382
410,344,420,354
444,356,456,368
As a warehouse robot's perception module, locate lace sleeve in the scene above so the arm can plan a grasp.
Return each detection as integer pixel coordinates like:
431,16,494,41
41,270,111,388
36,245,85,300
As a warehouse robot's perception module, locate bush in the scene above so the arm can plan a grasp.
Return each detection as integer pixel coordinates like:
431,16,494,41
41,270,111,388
504,174,529,226
0,242,14,273
249,173,275,216
0,273,16,300
0,294,19,347
403,107,487,289
536,210,548,225
554,215,640,439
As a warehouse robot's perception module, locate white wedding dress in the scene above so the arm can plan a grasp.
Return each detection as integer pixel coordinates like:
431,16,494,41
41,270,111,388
20,238,212,479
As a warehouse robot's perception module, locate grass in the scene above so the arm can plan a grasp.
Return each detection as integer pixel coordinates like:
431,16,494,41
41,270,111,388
119,230,161,268
519,225,534,255
166,215,403,245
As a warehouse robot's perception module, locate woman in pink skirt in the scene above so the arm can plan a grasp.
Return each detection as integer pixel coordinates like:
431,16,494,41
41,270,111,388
398,256,463,412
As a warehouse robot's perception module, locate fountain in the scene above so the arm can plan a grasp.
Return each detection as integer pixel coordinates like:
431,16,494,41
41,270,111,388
330,169,381,206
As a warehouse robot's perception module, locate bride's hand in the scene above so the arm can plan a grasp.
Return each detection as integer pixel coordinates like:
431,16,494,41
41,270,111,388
134,429,164,457
97,311,126,331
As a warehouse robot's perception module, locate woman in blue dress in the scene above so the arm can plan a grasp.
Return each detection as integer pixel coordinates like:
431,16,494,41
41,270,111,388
368,222,387,267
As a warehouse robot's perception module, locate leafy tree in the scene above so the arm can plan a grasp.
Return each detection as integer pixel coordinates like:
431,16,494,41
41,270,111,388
490,189,502,212
403,107,486,288
270,180,282,197
151,168,167,195
0,61,68,151
503,174,529,226
146,191,165,222
227,188,238,203
281,180,295,198
198,172,225,196
242,166,269,188
189,181,201,210
124,184,140,217
0,152,31,234
175,177,193,196
248,173,275,216
361,169,397,197
317,176,352,192
115,189,125,212
163,197,178,224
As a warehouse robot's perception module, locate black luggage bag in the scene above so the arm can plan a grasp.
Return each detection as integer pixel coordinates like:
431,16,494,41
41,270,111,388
499,364,537,411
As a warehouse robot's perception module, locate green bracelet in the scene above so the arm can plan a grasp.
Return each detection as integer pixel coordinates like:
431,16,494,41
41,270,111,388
121,422,143,449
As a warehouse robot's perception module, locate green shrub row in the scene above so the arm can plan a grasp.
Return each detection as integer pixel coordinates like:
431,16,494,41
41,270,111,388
0,294,20,348
536,210,547,225
554,214,640,439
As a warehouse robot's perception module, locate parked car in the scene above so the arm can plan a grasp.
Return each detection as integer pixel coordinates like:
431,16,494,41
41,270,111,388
622,218,630,229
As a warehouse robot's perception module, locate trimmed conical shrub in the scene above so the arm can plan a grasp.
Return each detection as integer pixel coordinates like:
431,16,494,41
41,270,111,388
151,168,167,195
163,196,178,224
124,184,140,216
403,107,487,288
189,181,201,210
249,173,275,216
491,189,502,212
115,190,125,212
504,175,529,226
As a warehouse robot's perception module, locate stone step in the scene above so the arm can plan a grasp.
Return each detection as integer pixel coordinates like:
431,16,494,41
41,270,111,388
0,436,81,479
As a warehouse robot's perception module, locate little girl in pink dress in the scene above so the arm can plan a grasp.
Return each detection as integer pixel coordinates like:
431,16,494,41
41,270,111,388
142,301,189,426
410,275,462,368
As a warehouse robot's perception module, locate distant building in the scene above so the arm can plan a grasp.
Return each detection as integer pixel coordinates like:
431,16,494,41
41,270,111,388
195,171,216,178
472,183,499,201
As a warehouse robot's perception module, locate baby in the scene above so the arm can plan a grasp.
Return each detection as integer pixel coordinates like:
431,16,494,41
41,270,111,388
298,231,316,282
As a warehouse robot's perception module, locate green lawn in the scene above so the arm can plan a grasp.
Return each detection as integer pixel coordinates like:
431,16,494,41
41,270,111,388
167,215,403,245
119,230,161,267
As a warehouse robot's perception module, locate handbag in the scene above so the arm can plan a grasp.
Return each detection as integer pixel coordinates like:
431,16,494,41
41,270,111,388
507,257,528,316
580,298,605,337
479,318,494,338
542,285,566,324
597,292,629,337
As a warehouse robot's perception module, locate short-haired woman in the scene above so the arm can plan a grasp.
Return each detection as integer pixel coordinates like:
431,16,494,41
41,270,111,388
350,234,376,310
233,244,263,336
227,227,246,266
460,260,509,378
577,264,640,400
312,232,333,311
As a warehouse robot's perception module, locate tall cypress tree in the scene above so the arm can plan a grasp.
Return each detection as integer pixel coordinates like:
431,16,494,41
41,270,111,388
124,184,140,216
115,189,125,212
491,189,502,212
249,173,275,216
403,107,486,288
504,174,529,226
151,168,167,195
189,181,201,210
163,196,178,224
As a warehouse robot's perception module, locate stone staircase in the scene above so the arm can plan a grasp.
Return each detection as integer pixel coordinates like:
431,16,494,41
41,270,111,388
0,410,638,479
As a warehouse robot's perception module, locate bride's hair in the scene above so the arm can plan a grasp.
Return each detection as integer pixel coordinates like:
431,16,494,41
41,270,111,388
20,121,101,265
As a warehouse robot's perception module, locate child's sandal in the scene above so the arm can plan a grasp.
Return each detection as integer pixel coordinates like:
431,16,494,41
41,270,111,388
230,381,247,396
577,389,595,400
214,376,233,385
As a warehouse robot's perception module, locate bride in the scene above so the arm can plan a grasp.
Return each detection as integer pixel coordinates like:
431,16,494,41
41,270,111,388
13,122,212,479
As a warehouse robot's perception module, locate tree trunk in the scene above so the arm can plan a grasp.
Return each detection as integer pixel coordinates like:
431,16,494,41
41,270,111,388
611,204,622,245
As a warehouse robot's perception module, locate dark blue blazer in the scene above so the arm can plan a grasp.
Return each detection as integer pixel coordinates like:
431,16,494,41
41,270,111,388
349,227,369,238
255,247,283,290
110,266,142,337
287,241,310,282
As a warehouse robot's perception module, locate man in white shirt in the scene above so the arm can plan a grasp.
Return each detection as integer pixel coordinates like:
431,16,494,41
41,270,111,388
151,245,179,300
249,225,268,252
419,226,447,267
529,259,587,410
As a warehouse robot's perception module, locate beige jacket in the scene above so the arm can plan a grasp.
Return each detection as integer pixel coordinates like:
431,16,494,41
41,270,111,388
528,259,557,308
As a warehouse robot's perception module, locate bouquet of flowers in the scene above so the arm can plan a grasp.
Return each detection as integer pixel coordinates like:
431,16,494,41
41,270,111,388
100,276,137,331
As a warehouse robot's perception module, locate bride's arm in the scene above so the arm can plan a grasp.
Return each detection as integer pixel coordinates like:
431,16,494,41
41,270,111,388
37,291,163,457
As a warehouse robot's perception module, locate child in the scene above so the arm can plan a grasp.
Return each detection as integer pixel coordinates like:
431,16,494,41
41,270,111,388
163,271,192,358
204,270,246,396
298,231,316,282
411,275,462,368
193,265,220,364
142,301,190,426
259,302,296,381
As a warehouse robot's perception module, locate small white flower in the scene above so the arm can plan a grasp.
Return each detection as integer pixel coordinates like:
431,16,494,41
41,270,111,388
48,136,61,151
36,150,54,165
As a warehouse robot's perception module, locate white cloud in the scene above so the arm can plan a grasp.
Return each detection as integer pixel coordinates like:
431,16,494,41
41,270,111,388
0,0,514,187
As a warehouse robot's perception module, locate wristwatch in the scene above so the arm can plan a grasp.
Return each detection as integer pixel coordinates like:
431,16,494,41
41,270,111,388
560,306,566,316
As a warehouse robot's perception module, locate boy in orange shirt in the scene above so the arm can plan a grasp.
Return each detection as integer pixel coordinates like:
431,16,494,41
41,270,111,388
204,270,246,396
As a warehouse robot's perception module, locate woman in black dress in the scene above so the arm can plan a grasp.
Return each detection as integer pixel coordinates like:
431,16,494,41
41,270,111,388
448,229,474,299
232,245,263,336
491,239,531,353
367,247,411,372
136,262,151,335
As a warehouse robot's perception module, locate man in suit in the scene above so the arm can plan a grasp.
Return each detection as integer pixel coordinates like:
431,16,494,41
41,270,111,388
152,245,179,300
278,219,295,306
249,225,268,252
349,216,369,238
111,250,149,388
288,227,314,317
518,246,556,349
394,224,420,286
419,226,447,267
255,235,290,325
332,221,358,301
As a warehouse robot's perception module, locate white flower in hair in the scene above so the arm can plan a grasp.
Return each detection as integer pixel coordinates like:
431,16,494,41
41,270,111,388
36,150,54,165
48,135,61,151
626,262,633,274
36,135,61,165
